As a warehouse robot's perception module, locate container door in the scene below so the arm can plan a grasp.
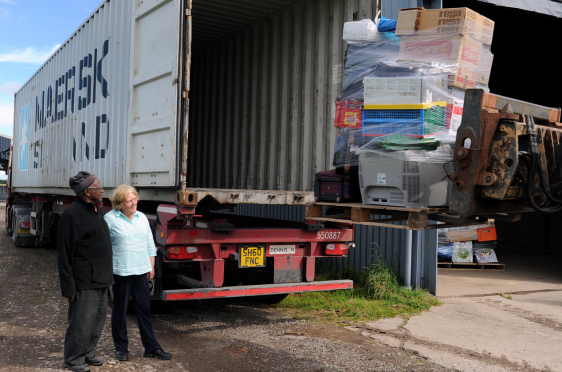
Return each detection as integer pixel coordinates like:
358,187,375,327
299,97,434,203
128,0,182,187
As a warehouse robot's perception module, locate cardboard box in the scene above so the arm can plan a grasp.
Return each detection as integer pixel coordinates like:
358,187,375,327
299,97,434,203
398,34,493,89
395,7,495,45
363,76,448,105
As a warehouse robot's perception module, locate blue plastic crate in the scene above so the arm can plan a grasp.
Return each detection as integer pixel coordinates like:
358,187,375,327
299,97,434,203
363,122,426,136
362,103,447,136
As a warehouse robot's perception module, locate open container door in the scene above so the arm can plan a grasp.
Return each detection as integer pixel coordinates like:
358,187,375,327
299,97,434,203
127,0,184,187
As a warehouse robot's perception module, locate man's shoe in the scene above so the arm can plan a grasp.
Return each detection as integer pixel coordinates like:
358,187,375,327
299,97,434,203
85,355,104,366
143,348,172,360
116,350,129,361
63,364,91,372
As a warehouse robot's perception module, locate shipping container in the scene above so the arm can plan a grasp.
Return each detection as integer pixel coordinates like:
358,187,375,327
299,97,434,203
12,0,377,204
7,0,380,302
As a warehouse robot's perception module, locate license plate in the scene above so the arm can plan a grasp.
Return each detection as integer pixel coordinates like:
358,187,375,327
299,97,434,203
239,246,265,268
18,228,30,234
269,245,296,255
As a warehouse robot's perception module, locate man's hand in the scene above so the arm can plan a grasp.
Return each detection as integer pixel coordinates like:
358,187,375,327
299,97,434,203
66,295,76,302
147,269,155,281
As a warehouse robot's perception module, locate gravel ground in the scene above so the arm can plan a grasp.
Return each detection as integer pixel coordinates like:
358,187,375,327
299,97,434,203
0,222,451,372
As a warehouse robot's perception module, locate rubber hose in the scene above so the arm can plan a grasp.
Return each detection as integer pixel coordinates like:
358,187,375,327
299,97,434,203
536,154,562,203
526,152,562,214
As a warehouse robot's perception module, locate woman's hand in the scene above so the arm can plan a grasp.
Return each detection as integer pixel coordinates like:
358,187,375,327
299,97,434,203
148,256,156,281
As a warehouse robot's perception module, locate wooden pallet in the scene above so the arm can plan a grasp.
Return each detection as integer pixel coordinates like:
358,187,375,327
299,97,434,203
438,262,505,271
305,202,453,230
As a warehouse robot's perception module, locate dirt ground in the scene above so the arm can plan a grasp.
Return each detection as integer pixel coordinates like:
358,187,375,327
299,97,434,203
0,223,451,372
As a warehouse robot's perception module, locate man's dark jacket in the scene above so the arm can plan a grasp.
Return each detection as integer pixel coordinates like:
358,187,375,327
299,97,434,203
57,196,113,297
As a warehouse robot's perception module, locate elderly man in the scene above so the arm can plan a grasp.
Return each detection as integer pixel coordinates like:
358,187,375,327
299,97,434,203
57,171,113,372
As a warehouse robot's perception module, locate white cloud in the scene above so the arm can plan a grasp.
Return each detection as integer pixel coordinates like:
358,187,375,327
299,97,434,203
0,103,14,137
0,8,11,18
0,0,17,4
0,44,61,64
0,81,22,95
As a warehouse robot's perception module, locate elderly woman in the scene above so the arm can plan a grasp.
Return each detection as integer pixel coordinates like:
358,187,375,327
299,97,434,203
104,184,171,362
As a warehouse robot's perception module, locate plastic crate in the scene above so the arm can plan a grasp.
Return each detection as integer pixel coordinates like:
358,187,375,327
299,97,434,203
362,102,447,137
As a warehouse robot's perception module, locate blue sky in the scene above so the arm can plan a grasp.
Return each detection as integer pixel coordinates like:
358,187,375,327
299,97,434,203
0,0,102,138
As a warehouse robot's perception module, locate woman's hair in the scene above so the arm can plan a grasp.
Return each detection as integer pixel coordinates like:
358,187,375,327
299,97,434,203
110,184,139,211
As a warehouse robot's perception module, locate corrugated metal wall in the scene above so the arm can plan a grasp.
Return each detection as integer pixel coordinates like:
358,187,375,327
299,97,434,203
381,0,443,20
187,0,376,192
224,204,438,294
12,0,132,191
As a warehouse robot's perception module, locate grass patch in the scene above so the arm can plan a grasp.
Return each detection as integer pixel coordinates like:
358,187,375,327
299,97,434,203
273,260,440,323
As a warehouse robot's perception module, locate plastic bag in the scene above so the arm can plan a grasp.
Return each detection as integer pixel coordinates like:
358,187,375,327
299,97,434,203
474,248,499,263
438,245,454,260
377,16,397,32
451,241,473,263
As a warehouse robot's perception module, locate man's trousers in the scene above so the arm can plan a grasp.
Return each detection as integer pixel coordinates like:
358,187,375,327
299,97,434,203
64,287,108,366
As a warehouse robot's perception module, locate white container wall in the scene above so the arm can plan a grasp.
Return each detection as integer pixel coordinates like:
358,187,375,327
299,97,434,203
187,0,376,191
12,0,183,195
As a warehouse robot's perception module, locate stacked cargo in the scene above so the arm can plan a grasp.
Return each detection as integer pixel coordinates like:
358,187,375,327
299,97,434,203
316,7,495,209
438,223,503,269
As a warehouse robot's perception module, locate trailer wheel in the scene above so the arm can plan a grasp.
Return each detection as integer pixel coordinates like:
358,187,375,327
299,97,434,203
6,212,13,236
251,293,289,304
6,211,13,236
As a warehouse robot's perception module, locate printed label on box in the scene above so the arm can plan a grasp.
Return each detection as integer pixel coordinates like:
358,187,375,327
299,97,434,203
376,173,386,185
461,47,479,65
403,39,453,60
344,112,358,126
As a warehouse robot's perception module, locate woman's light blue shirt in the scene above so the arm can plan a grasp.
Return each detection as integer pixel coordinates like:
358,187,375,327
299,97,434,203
104,209,157,276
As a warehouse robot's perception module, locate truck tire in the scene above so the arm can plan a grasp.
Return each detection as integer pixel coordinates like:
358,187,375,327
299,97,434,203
6,211,12,236
251,293,289,304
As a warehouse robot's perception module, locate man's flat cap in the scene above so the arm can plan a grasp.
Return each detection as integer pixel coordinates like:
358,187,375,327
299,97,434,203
69,171,97,194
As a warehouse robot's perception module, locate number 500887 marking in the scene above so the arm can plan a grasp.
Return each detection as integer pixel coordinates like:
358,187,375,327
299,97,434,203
315,231,341,240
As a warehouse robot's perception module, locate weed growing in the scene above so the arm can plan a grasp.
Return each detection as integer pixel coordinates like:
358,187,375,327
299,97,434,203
274,259,440,323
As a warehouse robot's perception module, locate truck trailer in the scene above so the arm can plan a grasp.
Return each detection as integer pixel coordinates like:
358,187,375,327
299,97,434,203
7,0,362,302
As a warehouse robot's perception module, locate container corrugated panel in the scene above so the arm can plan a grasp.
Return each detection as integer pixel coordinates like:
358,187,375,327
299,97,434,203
381,0,443,22
187,0,376,192
12,0,183,194
224,205,438,294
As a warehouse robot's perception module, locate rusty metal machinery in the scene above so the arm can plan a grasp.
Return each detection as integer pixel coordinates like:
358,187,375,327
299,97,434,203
446,90,562,219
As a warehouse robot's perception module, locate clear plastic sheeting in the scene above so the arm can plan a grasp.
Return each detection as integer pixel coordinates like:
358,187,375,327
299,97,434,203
358,121,457,164
338,25,494,101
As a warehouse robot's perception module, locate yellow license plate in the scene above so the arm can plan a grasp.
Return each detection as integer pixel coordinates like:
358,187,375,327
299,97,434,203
18,228,30,234
239,246,265,268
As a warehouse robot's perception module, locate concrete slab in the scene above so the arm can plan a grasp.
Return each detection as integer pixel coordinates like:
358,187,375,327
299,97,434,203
403,341,513,372
365,316,404,332
438,249,562,297
369,334,402,348
404,292,562,371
